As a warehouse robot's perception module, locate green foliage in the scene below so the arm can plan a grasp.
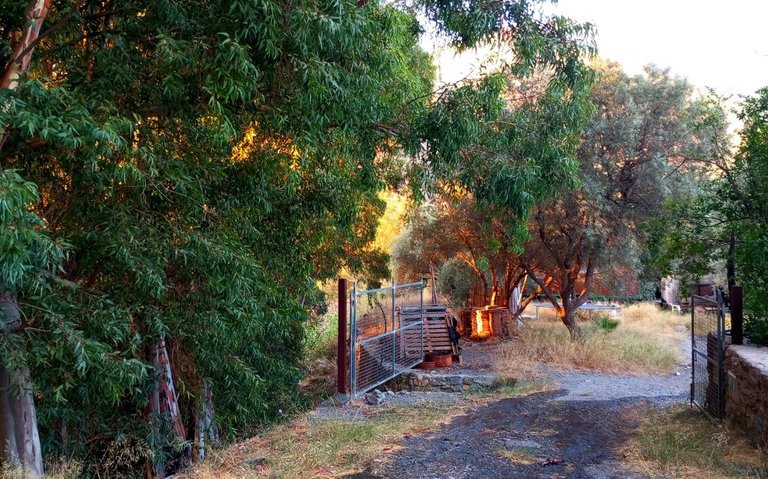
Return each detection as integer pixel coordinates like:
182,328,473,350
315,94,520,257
523,62,725,312
649,87,768,346
304,315,339,363
0,170,64,293
436,258,474,307
0,0,598,472
594,316,620,332
732,89,768,346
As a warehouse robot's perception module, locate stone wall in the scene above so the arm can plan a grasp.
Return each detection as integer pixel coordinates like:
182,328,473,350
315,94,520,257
725,345,768,446
386,370,497,393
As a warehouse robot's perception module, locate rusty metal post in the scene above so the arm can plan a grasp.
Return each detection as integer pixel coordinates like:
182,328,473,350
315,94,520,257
731,285,743,345
337,278,349,394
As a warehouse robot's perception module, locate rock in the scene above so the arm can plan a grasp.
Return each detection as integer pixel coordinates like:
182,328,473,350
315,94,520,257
365,392,384,405
319,392,351,407
244,457,267,468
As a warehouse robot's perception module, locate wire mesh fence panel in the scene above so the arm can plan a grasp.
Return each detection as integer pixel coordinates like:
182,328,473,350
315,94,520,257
691,295,726,419
350,280,425,396
394,322,425,371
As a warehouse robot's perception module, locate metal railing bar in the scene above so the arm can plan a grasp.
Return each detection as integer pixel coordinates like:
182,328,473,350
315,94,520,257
355,322,423,347
355,281,425,295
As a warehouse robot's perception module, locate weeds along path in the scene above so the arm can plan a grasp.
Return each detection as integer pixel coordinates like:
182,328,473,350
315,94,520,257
371,357,691,479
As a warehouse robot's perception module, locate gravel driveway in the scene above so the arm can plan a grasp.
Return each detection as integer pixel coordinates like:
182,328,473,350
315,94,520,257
364,348,692,479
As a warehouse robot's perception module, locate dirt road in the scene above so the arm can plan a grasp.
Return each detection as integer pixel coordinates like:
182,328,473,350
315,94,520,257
368,365,689,479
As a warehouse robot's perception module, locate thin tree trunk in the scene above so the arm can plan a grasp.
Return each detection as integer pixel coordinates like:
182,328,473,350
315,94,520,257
558,285,584,342
726,232,736,288
148,339,185,478
0,291,43,478
0,0,52,152
0,3,52,477
193,381,219,463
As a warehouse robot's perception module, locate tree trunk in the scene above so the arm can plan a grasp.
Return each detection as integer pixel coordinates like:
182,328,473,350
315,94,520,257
192,381,219,463
148,339,186,478
0,292,43,478
726,232,736,288
560,307,583,342
0,3,52,476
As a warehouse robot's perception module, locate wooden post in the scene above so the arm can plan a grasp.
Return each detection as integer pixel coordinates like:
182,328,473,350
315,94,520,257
337,278,349,394
731,285,743,345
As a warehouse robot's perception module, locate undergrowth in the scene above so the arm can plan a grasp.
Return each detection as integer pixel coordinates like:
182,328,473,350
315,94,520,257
185,405,456,479
627,405,768,478
509,302,688,374
300,314,340,404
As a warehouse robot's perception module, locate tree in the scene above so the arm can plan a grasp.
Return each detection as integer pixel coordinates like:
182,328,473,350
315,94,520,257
729,90,768,343
651,87,768,345
394,196,526,307
0,0,595,475
520,62,725,340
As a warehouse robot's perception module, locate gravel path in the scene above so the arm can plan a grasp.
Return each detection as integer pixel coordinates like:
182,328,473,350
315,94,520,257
546,337,690,404
362,338,693,479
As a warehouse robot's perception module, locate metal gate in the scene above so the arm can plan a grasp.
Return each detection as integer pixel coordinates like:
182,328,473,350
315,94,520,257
690,294,726,418
349,279,425,397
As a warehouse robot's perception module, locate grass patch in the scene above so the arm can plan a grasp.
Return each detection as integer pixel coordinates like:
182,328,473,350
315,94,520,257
466,377,555,401
627,405,768,478
186,405,456,478
595,316,620,332
511,302,688,374
0,460,83,479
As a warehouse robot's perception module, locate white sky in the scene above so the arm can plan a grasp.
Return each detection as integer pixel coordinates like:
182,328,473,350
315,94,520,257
549,0,768,98
428,1,768,99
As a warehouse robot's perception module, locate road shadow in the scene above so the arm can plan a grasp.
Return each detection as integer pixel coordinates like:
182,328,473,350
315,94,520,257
371,390,660,479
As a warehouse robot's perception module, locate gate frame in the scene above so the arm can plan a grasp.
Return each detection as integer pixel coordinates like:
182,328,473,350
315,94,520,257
690,294,726,419
349,278,425,397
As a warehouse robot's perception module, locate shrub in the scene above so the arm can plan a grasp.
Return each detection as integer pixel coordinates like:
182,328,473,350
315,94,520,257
595,316,620,332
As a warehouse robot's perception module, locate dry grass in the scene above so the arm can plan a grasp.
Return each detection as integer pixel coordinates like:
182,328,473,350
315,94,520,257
184,405,457,479
626,405,768,478
497,449,537,465
0,460,83,479
507,302,689,374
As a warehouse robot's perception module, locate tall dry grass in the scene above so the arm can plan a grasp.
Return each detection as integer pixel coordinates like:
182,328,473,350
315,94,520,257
185,405,456,479
504,302,689,374
627,405,768,478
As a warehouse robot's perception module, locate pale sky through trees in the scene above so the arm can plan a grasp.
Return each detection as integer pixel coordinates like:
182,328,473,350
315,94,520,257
428,1,768,99
550,0,768,98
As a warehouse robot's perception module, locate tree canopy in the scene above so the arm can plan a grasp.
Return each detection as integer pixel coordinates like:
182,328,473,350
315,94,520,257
649,87,768,345
520,62,725,339
0,0,595,475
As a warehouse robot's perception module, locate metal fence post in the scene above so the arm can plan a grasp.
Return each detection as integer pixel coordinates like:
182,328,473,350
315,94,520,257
731,285,743,345
350,280,358,397
337,278,348,394
391,277,397,373
690,295,695,406
420,278,425,360
718,301,726,417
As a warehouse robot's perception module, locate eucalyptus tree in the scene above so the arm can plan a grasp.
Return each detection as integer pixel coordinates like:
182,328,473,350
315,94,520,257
0,0,594,475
